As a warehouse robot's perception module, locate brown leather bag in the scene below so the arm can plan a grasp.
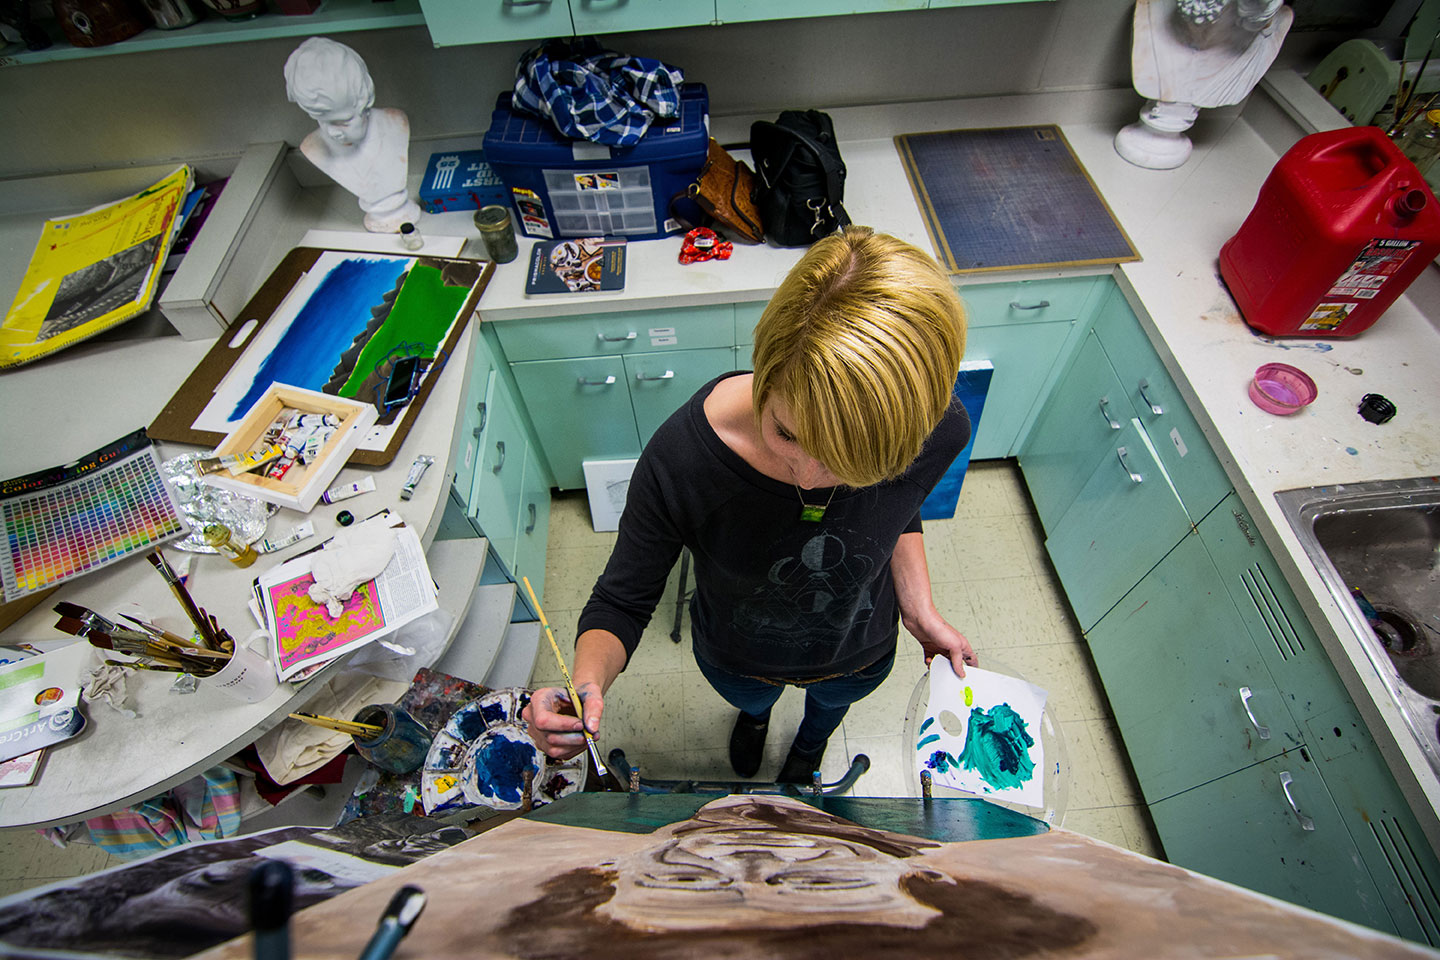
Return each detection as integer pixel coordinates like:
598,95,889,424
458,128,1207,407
687,139,765,243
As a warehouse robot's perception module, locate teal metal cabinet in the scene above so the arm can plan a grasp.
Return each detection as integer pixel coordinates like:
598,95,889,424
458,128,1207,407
1092,287,1230,524
962,321,1075,460
510,355,640,490
1085,531,1300,803
513,443,553,610
451,340,497,514
625,346,735,445
419,0,572,47
1150,749,1395,936
1043,420,1192,631
715,0,922,23
468,373,529,574
570,0,714,33
492,305,734,362
1016,329,1132,529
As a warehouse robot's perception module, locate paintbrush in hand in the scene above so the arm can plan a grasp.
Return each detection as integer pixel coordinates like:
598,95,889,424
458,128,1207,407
521,576,611,783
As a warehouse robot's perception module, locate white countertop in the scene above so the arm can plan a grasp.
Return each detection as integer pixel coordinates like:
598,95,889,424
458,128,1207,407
467,83,1440,845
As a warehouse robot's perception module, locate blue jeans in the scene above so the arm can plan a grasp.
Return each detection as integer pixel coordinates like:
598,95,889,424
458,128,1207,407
695,647,896,757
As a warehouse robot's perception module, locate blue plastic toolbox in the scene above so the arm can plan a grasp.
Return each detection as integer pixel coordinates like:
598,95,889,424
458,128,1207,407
481,83,709,241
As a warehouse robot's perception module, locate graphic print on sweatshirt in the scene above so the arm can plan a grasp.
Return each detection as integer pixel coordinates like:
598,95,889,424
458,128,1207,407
730,528,882,654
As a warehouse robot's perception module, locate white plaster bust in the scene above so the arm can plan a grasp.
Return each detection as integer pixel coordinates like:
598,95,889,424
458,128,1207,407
284,38,421,233
1116,0,1293,169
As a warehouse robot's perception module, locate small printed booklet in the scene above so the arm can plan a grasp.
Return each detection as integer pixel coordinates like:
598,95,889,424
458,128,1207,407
524,237,627,295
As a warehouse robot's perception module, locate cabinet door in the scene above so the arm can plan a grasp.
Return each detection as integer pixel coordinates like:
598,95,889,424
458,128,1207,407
1018,330,1133,531
716,0,923,23
1150,750,1396,936
958,276,1099,329
570,0,714,32
963,320,1073,459
510,356,640,490
420,0,572,47
451,349,497,514
1045,421,1192,631
492,305,734,362
512,444,553,617
468,379,528,571
1093,288,1231,523
624,346,736,446
1086,531,1299,803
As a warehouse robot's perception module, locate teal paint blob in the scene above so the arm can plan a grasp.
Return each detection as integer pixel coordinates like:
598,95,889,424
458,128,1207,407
919,716,934,735
1345,447,1358,456
958,703,1036,792
917,733,941,749
925,749,959,774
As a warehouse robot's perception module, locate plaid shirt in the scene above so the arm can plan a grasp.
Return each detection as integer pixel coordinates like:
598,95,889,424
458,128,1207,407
513,37,685,147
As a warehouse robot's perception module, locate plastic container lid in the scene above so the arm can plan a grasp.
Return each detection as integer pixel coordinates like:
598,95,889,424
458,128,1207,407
1249,362,1317,415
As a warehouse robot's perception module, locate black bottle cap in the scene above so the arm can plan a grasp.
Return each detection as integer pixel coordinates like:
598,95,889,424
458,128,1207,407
1358,393,1397,424
336,510,354,526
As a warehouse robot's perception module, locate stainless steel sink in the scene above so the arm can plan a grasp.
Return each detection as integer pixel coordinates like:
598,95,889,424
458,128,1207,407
1276,477,1440,774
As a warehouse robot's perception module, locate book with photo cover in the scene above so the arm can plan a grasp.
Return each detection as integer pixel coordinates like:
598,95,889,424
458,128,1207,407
525,237,627,295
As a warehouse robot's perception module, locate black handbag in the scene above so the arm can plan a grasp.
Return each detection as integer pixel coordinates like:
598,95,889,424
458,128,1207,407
750,110,852,246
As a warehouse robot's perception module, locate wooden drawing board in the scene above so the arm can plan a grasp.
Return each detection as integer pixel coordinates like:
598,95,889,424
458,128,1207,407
149,247,492,466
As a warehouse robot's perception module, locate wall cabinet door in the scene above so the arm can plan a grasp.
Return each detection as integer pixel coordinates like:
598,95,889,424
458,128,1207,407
1044,421,1191,631
510,356,640,490
468,378,528,571
963,320,1073,459
715,0,923,23
512,444,553,615
1150,749,1396,936
570,0,714,33
421,0,573,47
1018,330,1133,531
1086,531,1300,803
624,346,735,446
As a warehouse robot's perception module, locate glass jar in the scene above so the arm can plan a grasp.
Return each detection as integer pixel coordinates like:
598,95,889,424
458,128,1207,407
1399,110,1440,176
203,522,258,568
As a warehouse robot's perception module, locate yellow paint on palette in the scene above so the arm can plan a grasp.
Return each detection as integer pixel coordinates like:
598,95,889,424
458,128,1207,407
964,686,973,707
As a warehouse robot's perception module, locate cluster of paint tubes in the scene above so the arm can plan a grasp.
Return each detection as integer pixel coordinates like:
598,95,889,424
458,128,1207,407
197,411,342,481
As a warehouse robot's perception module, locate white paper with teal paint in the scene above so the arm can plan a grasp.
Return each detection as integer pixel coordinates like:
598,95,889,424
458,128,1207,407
916,660,1047,808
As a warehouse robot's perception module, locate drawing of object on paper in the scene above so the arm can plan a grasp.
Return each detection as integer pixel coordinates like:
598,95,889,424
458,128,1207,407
269,574,385,667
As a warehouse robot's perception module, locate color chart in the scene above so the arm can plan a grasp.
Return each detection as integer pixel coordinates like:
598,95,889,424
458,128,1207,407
1,431,186,602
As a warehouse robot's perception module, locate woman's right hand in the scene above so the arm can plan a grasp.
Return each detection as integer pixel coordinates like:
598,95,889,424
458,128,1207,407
522,682,605,761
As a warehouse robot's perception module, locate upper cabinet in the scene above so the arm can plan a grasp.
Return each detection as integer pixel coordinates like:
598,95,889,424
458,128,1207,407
420,0,574,47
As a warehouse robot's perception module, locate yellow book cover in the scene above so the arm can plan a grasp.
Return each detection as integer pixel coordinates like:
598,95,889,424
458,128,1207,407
0,165,193,370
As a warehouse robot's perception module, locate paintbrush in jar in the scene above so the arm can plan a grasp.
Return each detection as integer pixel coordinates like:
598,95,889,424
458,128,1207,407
147,550,220,650
521,576,611,782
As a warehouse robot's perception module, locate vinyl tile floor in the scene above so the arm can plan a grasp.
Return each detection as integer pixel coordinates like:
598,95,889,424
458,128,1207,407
0,461,1163,899
534,460,1165,860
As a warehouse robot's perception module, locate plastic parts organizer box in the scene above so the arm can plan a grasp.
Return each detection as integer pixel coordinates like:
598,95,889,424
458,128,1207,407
482,83,709,242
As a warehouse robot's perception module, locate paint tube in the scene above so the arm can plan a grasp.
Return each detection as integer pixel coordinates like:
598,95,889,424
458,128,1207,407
283,425,316,461
267,455,296,480
301,425,336,464
288,413,340,430
399,455,434,501
195,444,283,476
322,476,375,504
260,520,316,553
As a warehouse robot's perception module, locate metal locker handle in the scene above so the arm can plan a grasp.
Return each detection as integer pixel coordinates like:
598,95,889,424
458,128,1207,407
1137,378,1164,415
635,370,675,382
1239,686,1270,739
597,331,637,343
471,401,488,438
577,375,617,386
1009,300,1051,310
1116,446,1143,484
1099,396,1121,430
525,503,537,534
1279,772,1316,831
492,441,506,474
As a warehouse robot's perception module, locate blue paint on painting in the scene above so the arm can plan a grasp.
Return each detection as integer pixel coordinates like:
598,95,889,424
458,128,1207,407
958,703,1036,791
917,733,941,749
924,749,959,773
472,733,539,803
919,716,934,735
1345,447,1358,456
229,257,409,419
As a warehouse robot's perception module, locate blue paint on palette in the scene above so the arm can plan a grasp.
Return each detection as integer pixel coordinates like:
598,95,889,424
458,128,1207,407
480,701,509,725
229,257,410,420
471,732,540,803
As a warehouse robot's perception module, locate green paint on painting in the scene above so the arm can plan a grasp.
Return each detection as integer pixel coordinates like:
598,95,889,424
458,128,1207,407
339,263,471,397
957,703,1035,791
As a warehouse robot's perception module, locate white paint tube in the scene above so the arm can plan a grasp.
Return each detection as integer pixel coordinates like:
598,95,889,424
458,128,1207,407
260,521,316,553
321,476,376,504
399,455,434,501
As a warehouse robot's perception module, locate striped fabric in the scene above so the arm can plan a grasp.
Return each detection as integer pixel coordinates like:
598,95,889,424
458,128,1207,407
83,766,242,860
512,37,685,147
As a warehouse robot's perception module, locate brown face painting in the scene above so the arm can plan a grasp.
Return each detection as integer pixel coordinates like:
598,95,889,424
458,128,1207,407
496,796,1096,960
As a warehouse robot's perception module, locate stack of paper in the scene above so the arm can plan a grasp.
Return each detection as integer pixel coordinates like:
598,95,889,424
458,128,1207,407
253,515,438,682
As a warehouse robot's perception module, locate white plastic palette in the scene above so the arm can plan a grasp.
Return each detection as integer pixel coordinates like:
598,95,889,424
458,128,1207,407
421,687,586,815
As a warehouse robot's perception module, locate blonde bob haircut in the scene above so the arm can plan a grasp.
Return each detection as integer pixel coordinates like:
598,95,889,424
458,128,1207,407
751,226,966,489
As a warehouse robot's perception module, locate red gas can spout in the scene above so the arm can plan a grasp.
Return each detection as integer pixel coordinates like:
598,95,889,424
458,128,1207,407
1391,187,1428,219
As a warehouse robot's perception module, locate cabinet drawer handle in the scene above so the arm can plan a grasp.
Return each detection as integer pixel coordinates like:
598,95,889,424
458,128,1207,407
1009,299,1051,311
597,331,637,343
504,0,550,6
577,375,617,386
1115,446,1142,484
1098,396,1121,430
1238,686,1270,740
492,440,506,473
525,502,537,534
635,369,675,382
471,401,488,439
1279,771,1316,831
1137,378,1164,415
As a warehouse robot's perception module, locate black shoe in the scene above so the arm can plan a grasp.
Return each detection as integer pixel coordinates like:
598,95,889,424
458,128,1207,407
776,742,826,785
729,711,769,778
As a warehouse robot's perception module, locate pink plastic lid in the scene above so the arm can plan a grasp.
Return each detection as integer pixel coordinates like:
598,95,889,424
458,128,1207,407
1249,362,1317,415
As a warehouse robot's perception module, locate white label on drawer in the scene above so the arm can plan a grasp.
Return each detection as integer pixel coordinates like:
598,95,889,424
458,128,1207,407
649,327,678,346
1169,427,1188,458
464,441,475,471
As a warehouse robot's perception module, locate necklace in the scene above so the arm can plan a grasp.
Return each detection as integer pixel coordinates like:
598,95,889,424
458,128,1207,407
794,483,838,522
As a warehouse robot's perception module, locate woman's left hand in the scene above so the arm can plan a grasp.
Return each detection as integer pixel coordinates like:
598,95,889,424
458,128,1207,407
903,610,978,677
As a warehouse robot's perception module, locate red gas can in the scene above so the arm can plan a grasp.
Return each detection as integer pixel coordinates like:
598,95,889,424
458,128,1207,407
1219,127,1440,338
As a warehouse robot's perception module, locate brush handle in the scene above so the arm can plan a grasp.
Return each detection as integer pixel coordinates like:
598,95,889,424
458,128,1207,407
521,577,607,777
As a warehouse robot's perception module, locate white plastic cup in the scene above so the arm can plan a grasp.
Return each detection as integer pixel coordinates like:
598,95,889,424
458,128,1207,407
200,631,278,703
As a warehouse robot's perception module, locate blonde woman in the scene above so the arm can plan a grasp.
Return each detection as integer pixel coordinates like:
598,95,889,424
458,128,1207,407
524,227,976,783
